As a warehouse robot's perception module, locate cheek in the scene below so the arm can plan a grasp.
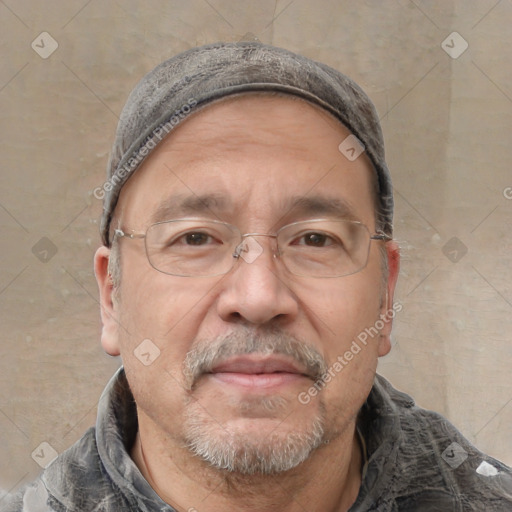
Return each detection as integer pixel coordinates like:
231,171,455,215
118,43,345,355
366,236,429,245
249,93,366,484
299,280,382,429
118,254,198,332
298,270,382,346
115,271,219,430
298,269,382,384
115,259,223,377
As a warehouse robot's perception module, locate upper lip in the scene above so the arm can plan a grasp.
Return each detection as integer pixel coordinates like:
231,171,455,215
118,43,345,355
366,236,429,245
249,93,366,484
210,355,309,376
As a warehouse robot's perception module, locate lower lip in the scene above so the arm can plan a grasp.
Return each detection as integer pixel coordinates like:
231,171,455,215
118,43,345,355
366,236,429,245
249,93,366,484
210,372,306,389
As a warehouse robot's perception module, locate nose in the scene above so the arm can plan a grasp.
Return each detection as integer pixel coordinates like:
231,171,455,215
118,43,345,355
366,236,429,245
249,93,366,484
216,235,299,326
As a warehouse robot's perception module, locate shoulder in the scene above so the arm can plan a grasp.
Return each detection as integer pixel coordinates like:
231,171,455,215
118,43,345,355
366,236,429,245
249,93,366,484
368,374,512,510
2,428,130,512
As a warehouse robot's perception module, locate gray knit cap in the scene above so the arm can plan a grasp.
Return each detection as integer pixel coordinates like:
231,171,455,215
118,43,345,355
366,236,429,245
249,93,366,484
100,41,393,246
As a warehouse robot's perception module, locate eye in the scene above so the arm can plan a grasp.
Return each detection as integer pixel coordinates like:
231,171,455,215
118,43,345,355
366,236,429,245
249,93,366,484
149,221,230,254
293,232,337,247
182,232,212,246
163,229,221,249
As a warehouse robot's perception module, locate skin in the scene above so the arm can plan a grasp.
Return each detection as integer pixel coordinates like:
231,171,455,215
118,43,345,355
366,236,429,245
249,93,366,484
95,94,400,512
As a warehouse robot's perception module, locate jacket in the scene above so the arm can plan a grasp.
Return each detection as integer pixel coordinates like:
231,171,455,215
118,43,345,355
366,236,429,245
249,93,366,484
3,367,511,511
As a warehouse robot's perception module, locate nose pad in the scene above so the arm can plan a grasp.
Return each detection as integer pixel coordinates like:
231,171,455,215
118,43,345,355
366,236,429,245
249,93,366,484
233,235,278,265
219,235,297,325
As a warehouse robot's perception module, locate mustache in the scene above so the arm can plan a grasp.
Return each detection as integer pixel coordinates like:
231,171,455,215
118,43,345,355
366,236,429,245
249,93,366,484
182,327,328,390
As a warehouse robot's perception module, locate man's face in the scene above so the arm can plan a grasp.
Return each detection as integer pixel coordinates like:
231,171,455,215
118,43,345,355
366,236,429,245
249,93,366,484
96,94,398,475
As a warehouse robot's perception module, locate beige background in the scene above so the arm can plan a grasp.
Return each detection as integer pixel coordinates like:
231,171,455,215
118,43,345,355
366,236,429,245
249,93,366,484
1,0,511,500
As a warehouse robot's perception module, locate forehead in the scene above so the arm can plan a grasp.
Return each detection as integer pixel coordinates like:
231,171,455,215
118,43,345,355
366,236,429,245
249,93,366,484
160,92,352,154
115,93,377,227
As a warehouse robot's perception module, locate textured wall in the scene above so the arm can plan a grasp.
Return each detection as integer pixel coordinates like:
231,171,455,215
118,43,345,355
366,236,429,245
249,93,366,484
0,0,511,499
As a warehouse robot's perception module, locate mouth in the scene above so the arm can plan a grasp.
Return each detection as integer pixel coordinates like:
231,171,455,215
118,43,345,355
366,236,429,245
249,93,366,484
206,355,312,389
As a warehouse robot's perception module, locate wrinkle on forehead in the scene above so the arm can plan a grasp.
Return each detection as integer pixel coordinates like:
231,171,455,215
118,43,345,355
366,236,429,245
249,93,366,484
150,193,361,226
155,93,350,155
114,94,377,230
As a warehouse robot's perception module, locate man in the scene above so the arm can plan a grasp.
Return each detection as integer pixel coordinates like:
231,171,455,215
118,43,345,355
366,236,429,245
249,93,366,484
4,42,511,512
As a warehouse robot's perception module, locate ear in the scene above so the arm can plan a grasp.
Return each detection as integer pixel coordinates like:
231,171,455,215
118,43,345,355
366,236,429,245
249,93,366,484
377,241,400,357
94,246,121,357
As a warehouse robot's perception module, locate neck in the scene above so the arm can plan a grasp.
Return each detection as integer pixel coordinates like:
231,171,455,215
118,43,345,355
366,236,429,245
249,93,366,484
130,416,363,512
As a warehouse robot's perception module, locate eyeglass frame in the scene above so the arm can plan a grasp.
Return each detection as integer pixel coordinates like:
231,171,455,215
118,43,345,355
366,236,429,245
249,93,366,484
113,217,392,278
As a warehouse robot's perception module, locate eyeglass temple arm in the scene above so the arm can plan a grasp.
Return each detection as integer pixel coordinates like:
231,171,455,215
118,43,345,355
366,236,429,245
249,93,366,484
371,233,392,241
113,229,146,240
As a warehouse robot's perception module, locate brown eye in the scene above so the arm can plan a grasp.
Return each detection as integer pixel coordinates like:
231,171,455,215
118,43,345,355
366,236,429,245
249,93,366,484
293,232,336,247
303,233,329,247
184,232,210,245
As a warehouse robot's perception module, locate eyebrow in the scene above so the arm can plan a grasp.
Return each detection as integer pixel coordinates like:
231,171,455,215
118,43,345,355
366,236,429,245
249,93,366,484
279,195,361,223
150,193,229,224
149,193,360,225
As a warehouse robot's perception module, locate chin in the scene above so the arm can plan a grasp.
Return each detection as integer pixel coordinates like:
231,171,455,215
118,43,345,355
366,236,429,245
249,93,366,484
181,396,327,475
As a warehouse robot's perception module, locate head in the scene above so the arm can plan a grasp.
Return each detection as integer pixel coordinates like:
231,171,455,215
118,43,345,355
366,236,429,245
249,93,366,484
94,43,400,477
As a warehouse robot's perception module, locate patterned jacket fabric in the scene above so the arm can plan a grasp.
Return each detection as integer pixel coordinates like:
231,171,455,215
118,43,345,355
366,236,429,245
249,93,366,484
3,367,511,511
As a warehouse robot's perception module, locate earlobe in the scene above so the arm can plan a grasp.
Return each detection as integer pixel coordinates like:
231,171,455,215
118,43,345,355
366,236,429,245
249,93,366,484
94,246,121,357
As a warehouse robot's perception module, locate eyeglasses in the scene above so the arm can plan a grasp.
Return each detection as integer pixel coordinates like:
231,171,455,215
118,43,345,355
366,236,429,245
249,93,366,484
113,218,391,278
